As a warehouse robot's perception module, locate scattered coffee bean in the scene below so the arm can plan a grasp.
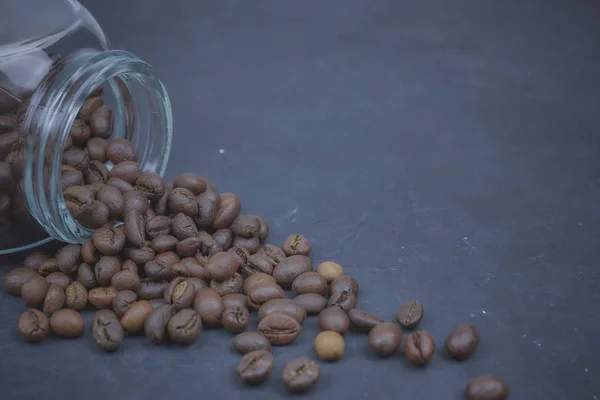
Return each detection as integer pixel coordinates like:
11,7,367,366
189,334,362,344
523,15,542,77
153,251,180,266
193,288,223,327
92,225,126,255
222,306,251,334
88,286,118,309
57,244,81,274
43,284,65,316
21,274,49,308
150,235,179,253
327,289,357,312
85,160,109,183
368,322,403,357
77,200,110,229
164,277,195,310
272,255,312,289
96,185,124,219
257,244,286,265
247,282,285,310
123,190,148,215
317,306,350,334
121,260,139,274
209,272,243,296
24,252,49,271
86,137,108,162
81,239,101,264
222,293,247,309
46,271,72,289
257,313,301,345
168,308,202,344
79,97,103,121
77,263,98,289
123,246,155,265
206,252,240,281
137,278,167,300
39,258,60,277
231,215,261,238
144,304,175,344
180,257,207,280
256,216,269,242
106,138,138,164
228,246,250,265
106,177,134,194
111,270,141,292
396,301,424,329
18,309,49,342
198,231,220,256
446,324,479,360
282,234,311,256
90,104,113,138
315,330,345,361
281,357,320,393
110,161,141,185
242,272,276,295
62,147,90,171
92,310,124,352
212,229,234,251
188,277,207,292
145,216,171,239
135,171,166,201
4,267,37,295
241,253,274,276
50,309,85,338
112,290,138,318
330,275,359,296
120,300,154,333
65,281,88,310
404,330,435,365
348,309,384,332
466,376,509,400
258,299,306,324
236,349,274,385
173,173,208,195
212,193,241,229
294,293,327,315
123,210,146,247
316,261,344,283
144,260,177,282
233,332,272,355
292,271,327,295
232,235,260,254
172,213,198,240
94,256,121,286
168,187,198,216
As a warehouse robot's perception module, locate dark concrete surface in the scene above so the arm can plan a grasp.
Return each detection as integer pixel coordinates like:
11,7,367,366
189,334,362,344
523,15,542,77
2,0,600,398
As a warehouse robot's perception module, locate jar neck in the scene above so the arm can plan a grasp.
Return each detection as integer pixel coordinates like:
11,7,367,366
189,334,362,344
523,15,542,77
22,50,172,243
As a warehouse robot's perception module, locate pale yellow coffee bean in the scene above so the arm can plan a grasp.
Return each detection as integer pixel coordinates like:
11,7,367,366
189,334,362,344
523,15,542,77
316,261,344,283
314,330,345,361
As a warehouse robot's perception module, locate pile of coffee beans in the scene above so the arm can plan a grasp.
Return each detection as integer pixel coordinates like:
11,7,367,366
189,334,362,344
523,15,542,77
2,98,509,399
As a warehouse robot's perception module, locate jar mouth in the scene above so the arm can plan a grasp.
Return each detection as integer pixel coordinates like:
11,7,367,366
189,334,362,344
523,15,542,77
23,50,172,243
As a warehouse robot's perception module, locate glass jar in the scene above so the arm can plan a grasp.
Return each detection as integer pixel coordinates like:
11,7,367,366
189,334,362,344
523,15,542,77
0,0,173,254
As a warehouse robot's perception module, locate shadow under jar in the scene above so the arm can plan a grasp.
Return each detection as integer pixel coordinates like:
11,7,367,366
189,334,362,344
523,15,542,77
0,0,172,254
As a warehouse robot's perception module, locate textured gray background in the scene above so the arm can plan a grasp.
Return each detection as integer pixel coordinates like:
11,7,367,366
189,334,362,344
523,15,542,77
2,0,600,398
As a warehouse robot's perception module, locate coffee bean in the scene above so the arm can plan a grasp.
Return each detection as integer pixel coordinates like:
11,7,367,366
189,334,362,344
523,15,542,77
77,200,110,229
64,185,94,216
111,270,140,292
150,235,179,253
112,289,138,318
396,301,424,329
247,282,285,310
222,293,247,309
123,190,148,217
43,284,65,316
46,271,72,289
123,246,155,265
257,313,301,345
316,261,343,283
135,171,165,201
61,169,84,191
212,229,234,251
57,244,81,274
404,330,435,366
121,260,139,274
317,306,350,334
446,324,479,360
50,309,85,338
121,300,154,333
170,262,189,278
137,278,167,300
195,196,217,229
154,251,181,266
88,286,118,309
231,215,261,238
68,119,91,144
79,96,103,121
123,210,146,247
209,272,243,296
96,185,124,219
292,272,327,295
327,290,357,312
180,257,208,280
94,256,121,286
256,216,269,242
163,278,194,310
92,226,126,255
330,275,359,296
212,193,241,229
232,236,260,254
368,322,403,357
233,332,271,355
18,309,49,342
273,255,312,289
92,310,124,352
170,213,197,240
168,308,202,344
144,304,175,344
23,252,48,271
466,376,509,400
206,252,240,281
198,231,221,256
294,293,327,315
167,187,198,216
193,288,223,327
242,273,276,295
258,298,306,324
90,105,112,138
281,357,320,393
188,277,208,292
241,253,273,276
81,239,101,264
106,138,138,164
149,298,167,309
106,177,134,194
315,330,345,361
228,246,250,266
21,274,49,308
143,260,176,282
4,267,37,295
64,281,87,310
173,173,208,195
347,309,383,332
236,349,274,385
38,258,60,277
282,234,312,257
110,161,141,185
63,147,90,171
145,216,171,239
176,236,201,257
87,137,108,162
84,160,109,184
222,306,250,334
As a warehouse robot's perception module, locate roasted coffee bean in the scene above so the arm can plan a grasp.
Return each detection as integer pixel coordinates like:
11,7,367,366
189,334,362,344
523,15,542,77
92,310,124,352
92,226,126,255
206,252,240,281
86,137,108,162
273,255,312,289
257,313,301,345
348,309,384,332
82,239,101,264
43,284,65,316
154,185,170,215
197,189,219,205
123,210,146,247
64,185,94,217
144,304,175,344
188,277,208,292
79,96,103,121
212,229,234,251
180,257,208,280
241,253,273,276
149,298,168,309
256,216,269,242
176,236,201,257
242,273,276,295
368,322,403,357
77,200,110,229
195,196,217,229
282,234,311,257
318,306,350,334
137,278,167,300
106,138,138,164
121,260,139,274
94,256,121,286
292,272,327,295
163,278,195,310
404,330,435,365
144,260,176,282
258,299,306,324
236,349,274,385
24,252,49,271
65,281,87,310
110,161,141,185
21,274,49,308
294,293,327,315
112,290,138,318
168,308,202,344
111,270,141,292
88,181,106,197
18,309,49,342
123,189,148,217
228,246,251,266
396,301,424,329
232,236,260,254
316,261,343,283
135,171,165,201
210,272,243,296
69,119,91,144
222,306,250,334
446,324,479,360
4,267,37,295
57,244,81,274
173,173,208,195
88,286,118,309
50,309,85,338
145,216,171,239
153,251,180,266
212,193,241,229
168,187,198,217
150,235,179,253
231,215,261,238
171,213,198,240
123,246,155,265
38,258,60,276
315,330,345,361
281,357,320,393
198,231,221,256
330,275,359,296
121,300,154,332
106,177,134,194
89,104,112,138
46,271,72,289
84,160,109,184
247,282,285,310
193,288,223,327
233,332,271,355
96,185,124,219
327,290,357,312
62,147,90,172
61,169,84,191
222,293,247,309
466,376,509,400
